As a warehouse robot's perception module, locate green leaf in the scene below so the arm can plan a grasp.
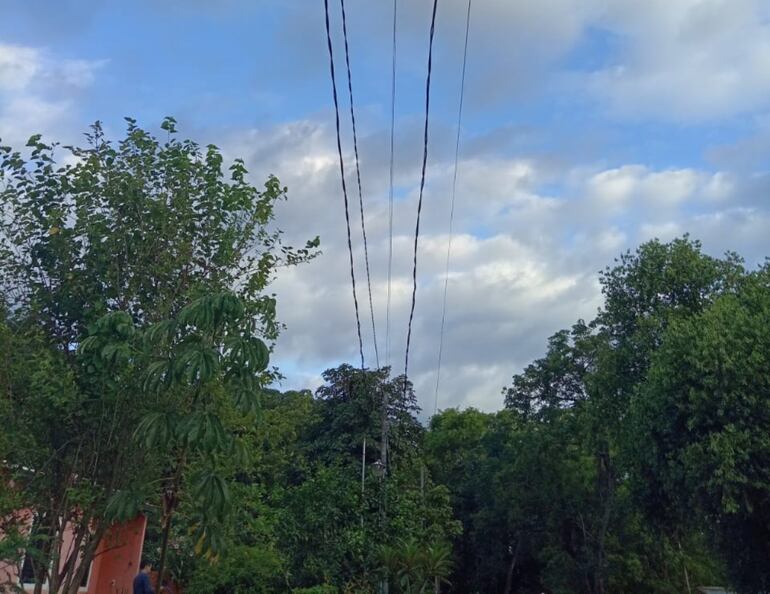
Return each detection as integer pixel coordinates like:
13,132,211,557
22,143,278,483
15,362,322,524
134,412,172,448
179,412,228,451
232,386,262,416
105,489,144,522
193,470,230,518
142,359,171,393
144,319,177,346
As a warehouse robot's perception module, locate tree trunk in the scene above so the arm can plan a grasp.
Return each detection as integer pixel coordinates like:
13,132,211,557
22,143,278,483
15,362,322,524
33,511,55,594
502,539,521,594
155,447,187,593
67,521,107,594
48,517,63,594
155,504,174,593
594,448,613,594
678,539,692,594
59,521,87,594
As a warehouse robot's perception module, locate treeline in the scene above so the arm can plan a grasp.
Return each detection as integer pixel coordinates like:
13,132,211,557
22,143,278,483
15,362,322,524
2,121,769,593
151,238,769,593
428,236,770,593
167,367,460,593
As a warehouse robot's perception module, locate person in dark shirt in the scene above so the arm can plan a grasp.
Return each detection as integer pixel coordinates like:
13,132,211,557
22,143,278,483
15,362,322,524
133,559,155,594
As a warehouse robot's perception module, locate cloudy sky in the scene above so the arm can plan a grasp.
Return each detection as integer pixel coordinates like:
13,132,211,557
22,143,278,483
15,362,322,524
2,0,770,414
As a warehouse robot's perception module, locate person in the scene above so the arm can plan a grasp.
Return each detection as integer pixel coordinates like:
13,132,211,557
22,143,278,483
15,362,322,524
133,559,155,594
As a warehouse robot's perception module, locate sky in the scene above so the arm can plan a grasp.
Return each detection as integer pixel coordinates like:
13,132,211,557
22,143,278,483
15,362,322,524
2,0,770,414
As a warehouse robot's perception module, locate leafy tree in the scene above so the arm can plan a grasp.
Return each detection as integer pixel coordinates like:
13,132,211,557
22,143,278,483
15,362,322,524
425,238,736,593
191,366,459,594
379,539,452,594
311,364,422,468
632,271,770,592
0,119,317,593
287,365,456,591
184,543,285,594
423,408,490,592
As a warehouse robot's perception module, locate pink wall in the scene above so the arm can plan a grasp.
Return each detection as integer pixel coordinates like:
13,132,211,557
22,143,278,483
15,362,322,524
0,514,147,594
0,509,34,588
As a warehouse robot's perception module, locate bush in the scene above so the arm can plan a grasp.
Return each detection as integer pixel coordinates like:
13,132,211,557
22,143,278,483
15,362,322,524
186,545,285,594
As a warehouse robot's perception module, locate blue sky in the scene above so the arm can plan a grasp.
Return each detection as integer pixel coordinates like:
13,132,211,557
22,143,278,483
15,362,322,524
3,0,770,412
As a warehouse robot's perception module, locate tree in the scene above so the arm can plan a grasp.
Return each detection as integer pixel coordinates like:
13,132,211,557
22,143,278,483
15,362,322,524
425,238,736,593
632,271,770,592
379,539,452,594
311,364,422,468
205,367,458,594
288,365,457,592
424,408,491,592
0,118,317,593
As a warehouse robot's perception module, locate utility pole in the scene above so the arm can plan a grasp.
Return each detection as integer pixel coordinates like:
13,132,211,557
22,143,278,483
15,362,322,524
361,437,366,528
379,379,389,594
380,382,388,475
420,463,425,532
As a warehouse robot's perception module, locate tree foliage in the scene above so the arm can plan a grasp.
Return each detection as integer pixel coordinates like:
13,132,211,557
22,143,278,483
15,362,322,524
2,120,767,594
631,269,770,592
0,118,317,593
425,238,746,593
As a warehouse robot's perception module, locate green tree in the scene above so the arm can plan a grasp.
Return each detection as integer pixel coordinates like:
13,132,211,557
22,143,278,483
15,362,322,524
424,408,490,592
251,367,458,593
0,119,317,593
311,364,422,467
632,271,770,592
379,538,452,594
424,238,734,593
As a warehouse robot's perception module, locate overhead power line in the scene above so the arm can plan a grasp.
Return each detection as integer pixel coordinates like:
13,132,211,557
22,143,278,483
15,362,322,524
385,0,398,371
339,0,380,369
323,0,365,369
404,0,439,387
434,0,472,415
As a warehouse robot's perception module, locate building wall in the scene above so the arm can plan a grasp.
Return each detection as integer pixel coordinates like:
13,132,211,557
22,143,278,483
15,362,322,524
0,514,147,594
0,508,34,589
90,515,146,594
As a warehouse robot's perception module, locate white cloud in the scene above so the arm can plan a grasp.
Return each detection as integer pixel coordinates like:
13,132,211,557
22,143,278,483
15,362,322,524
0,43,105,147
588,165,645,209
0,44,41,91
382,0,770,123
639,221,683,242
369,0,770,123
58,58,107,89
590,0,770,121
0,96,71,146
215,117,770,414
0,43,104,93
595,227,627,253
584,165,728,217
642,170,700,204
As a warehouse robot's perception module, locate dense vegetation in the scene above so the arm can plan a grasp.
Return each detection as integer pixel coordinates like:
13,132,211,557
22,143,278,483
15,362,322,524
2,122,770,593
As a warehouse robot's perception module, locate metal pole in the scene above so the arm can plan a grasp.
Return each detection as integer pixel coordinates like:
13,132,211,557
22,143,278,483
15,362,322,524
361,437,367,529
380,380,389,594
361,437,367,498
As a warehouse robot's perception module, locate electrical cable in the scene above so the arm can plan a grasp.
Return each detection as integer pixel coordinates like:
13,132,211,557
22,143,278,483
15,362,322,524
339,0,380,369
404,0,439,387
323,0,365,369
385,0,398,371
434,0,472,415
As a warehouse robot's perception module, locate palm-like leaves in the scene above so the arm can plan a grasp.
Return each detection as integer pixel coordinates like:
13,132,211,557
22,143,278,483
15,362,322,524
421,543,452,594
379,539,453,594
